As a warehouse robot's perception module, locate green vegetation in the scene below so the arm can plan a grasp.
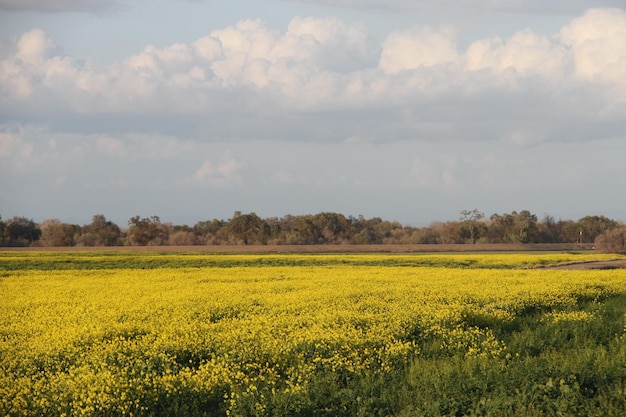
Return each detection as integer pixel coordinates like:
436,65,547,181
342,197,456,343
1,252,625,416
1,211,624,250
0,251,621,271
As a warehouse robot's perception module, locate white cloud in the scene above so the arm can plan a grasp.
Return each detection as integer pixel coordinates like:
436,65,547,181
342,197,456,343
379,26,458,74
1,9,626,148
189,153,246,187
16,29,62,64
465,29,568,76
560,8,626,84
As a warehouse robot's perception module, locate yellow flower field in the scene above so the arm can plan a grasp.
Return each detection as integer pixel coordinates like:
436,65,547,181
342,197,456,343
1,252,625,416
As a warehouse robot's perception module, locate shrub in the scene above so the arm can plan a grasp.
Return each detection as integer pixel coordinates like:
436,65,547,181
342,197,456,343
595,227,626,254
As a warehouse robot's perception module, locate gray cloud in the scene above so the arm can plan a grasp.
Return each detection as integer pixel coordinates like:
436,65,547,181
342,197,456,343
284,0,625,15
2,8,626,224
0,0,126,13
2,10,625,148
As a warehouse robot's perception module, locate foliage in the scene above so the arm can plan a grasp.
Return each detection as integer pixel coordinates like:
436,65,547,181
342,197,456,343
1,251,621,271
459,209,485,244
488,210,540,244
0,216,5,246
225,212,269,245
1,252,625,416
77,215,122,247
3,216,41,246
578,215,620,243
595,226,626,254
127,216,169,246
3,210,624,247
39,219,80,247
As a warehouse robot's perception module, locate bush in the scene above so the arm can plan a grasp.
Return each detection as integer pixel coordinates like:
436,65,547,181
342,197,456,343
595,227,626,254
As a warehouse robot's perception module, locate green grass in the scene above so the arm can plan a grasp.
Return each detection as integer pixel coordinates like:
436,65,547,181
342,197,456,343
1,251,622,271
258,294,626,417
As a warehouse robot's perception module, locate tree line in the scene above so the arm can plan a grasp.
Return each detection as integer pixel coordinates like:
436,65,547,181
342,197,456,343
1,210,625,252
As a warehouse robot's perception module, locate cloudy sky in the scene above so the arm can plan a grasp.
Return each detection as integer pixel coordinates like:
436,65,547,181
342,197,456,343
1,0,625,227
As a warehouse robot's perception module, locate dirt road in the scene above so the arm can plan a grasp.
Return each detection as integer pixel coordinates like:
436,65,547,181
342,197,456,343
545,259,626,270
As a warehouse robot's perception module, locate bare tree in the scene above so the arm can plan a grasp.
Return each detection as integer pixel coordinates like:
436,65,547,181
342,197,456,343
459,209,484,244
595,227,626,254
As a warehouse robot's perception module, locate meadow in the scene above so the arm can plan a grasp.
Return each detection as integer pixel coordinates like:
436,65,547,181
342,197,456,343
1,251,625,416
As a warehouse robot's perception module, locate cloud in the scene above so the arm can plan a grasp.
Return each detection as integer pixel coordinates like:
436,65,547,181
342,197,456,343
560,8,626,84
379,26,458,74
0,128,33,159
0,0,125,13
189,153,246,187
1,9,626,149
283,0,624,15
465,29,568,76
15,29,63,64
408,155,460,190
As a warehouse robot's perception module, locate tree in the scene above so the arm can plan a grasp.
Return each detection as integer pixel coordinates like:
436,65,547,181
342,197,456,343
431,221,464,244
349,216,384,244
5,216,41,246
225,212,269,245
311,212,352,244
459,209,485,244
0,216,6,246
286,215,322,244
40,219,79,247
487,211,538,243
127,215,169,246
169,231,197,246
77,215,122,246
511,210,539,243
576,215,619,243
372,218,404,244
561,220,583,245
193,219,227,244
537,215,567,243
595,227,626,254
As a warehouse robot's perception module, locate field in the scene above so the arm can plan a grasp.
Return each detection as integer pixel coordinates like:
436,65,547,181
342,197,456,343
1,251,626,416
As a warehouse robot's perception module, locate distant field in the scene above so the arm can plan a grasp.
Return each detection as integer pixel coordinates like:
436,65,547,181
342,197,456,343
1,252,625,416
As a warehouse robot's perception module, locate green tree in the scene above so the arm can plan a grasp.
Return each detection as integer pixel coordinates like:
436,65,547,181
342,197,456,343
349,215,382,244
77,215,122,246
459,209,485,244
311,212,352,244
5,216,41,246
225,212,269,245
538,215,565,243
576,215,619,244
286,215,322,244
0,215,6,246
127,215,169,246
511,210,539,243
193,219,227,244
487,210,539,244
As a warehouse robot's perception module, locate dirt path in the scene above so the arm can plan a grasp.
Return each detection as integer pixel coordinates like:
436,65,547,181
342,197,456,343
546,259,626,270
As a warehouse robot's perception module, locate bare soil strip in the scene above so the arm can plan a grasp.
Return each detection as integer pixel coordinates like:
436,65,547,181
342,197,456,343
543,259,626,270
1,243,597,253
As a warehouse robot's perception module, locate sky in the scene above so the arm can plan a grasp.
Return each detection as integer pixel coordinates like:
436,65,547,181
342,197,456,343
1,0,625,227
